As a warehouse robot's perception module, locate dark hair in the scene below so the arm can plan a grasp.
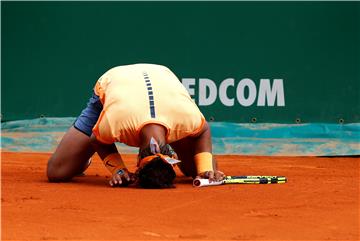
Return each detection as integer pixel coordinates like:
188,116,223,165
137,144,176,189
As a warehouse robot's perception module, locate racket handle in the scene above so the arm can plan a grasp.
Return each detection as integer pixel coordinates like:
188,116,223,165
193,178,223,187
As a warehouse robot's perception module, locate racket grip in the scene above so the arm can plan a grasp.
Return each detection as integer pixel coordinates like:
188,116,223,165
193,178,223,187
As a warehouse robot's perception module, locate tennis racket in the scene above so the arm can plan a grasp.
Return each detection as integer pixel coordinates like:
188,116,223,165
193,175,287,187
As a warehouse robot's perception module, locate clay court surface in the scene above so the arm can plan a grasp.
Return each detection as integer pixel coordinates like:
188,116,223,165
1,152,359,240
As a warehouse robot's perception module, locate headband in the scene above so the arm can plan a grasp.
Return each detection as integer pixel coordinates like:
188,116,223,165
138,153,181,168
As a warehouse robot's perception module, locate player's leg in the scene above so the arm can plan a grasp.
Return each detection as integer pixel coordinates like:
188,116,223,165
171,122,214,178
47,126,95,182
47,92,103,182
171,137,197,178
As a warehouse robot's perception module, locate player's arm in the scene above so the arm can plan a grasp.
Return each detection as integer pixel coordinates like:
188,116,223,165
89,134,134,186
192,121,225,182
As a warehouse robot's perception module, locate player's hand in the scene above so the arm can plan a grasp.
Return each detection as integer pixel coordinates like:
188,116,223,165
109,168,136,187
197,170,225,182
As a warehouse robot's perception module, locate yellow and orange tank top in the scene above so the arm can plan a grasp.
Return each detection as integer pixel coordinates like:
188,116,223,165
92,64,205,146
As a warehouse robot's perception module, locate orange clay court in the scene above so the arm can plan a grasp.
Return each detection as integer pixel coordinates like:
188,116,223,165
1,152,359,240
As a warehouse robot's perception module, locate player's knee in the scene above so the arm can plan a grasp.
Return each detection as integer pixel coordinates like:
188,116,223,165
47,170,74,182
47,168,73,182
46,157,74,182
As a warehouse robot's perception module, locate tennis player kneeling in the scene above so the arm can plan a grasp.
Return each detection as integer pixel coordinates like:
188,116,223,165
47,64,225,188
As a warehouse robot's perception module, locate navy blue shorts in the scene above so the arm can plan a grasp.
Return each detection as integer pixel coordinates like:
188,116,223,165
74,92,103,137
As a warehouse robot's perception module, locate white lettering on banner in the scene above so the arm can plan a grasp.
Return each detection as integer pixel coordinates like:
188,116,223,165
236,78,257,107
182,78,196,98
198,78,217,106
257,79,285,106
219,78,235,106
181,78,285,107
